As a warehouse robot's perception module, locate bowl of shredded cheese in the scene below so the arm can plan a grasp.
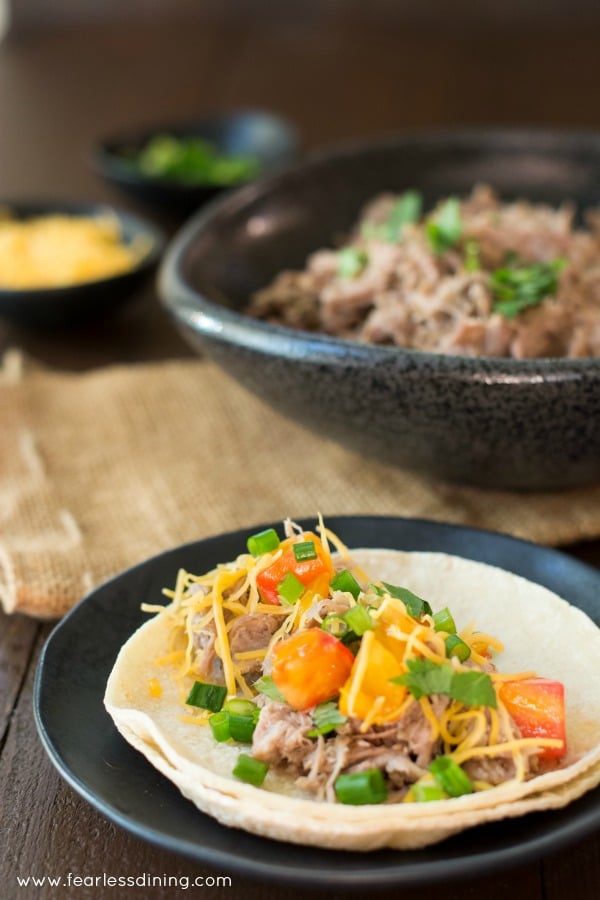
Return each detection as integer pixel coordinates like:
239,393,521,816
0,201,165,327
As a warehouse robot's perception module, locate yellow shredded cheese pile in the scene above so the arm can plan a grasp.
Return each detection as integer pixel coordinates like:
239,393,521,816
0,211,149,289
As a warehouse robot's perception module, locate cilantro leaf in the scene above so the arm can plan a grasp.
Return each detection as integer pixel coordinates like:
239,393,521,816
426,198,462,253
382,190,423,241
391,658,497,708
254,676,286,703
306,701,348,737
361,190,423,243
337,247,369,278
381,582,433,618
392,657,453,700
490,256,566,318
450,670,497,708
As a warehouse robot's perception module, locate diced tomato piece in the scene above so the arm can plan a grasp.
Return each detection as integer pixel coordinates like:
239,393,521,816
256,533,333,605
499,677,567,760
271,629,355,711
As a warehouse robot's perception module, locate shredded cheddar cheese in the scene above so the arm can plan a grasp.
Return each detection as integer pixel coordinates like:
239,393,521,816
147,677,162,698
0,211,149,289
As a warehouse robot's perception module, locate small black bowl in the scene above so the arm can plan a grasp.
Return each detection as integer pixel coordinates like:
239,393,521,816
91,109,300,217
158,128,600,491
0,200,165,328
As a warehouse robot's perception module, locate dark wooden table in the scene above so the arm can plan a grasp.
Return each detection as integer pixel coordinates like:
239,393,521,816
1,11,600,899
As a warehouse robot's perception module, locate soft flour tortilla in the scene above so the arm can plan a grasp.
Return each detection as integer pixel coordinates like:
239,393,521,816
104,549,600,850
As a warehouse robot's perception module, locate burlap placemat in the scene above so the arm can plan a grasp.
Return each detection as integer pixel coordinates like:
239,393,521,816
2,350,600,619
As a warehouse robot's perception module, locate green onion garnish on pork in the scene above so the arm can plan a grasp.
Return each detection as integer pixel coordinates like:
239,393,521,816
185,680,227,712
331,569,362,599
334,768,388,805
429,756,474,797
343,604,375,636
233,754,269,786
464,238,480,272
208,710,231,742
445,634,472,662
277,571,305,605
293,540,318,561
432,607,457,634
411,782,447,802
246,527,280,556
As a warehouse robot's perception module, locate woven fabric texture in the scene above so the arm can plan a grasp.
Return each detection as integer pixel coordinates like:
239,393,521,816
2,351,599,618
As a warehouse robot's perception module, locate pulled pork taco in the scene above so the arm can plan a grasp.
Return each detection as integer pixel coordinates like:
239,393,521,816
104,519,600,850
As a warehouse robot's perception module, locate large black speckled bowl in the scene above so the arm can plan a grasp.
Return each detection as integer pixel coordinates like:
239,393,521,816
159,129,600,491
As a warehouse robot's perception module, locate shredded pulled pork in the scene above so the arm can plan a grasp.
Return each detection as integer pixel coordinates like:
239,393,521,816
251,695,535,800
192,612,278,684
253,697,453,801
249,185,600,359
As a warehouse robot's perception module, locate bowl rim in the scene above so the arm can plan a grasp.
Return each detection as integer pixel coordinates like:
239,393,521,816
159,125,600,376
0,198,166,297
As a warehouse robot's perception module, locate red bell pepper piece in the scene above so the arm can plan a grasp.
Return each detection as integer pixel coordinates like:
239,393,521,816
499,677,567,760
256,533,333,605
271,629,355,711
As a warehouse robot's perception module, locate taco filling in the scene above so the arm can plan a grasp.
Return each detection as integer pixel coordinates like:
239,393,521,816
139,518,568,807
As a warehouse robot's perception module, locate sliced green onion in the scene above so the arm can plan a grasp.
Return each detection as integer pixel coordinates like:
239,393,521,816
321,614,349,637
223,698,259,718
381,582,432,618
277,571,305,605
233,754,268,786
208,710,231,742
343,604,375,636
228,714,258,743
293,540,317,562
254,675,286,703
331,569,362,599
337,247,368,279
429,756,473,798
334,768,388,805
411,782,447,802
445,634,471,662
306,701,347,737
208,702,261,743
247,528,280,556
464,239,480,272
185,681,227,712
432,607,457,634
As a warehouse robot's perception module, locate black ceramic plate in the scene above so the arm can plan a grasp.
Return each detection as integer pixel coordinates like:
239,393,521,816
34,516,600,889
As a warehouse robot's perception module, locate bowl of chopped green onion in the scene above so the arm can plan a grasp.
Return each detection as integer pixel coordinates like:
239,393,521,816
91,109,300,217
159,128,600,490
